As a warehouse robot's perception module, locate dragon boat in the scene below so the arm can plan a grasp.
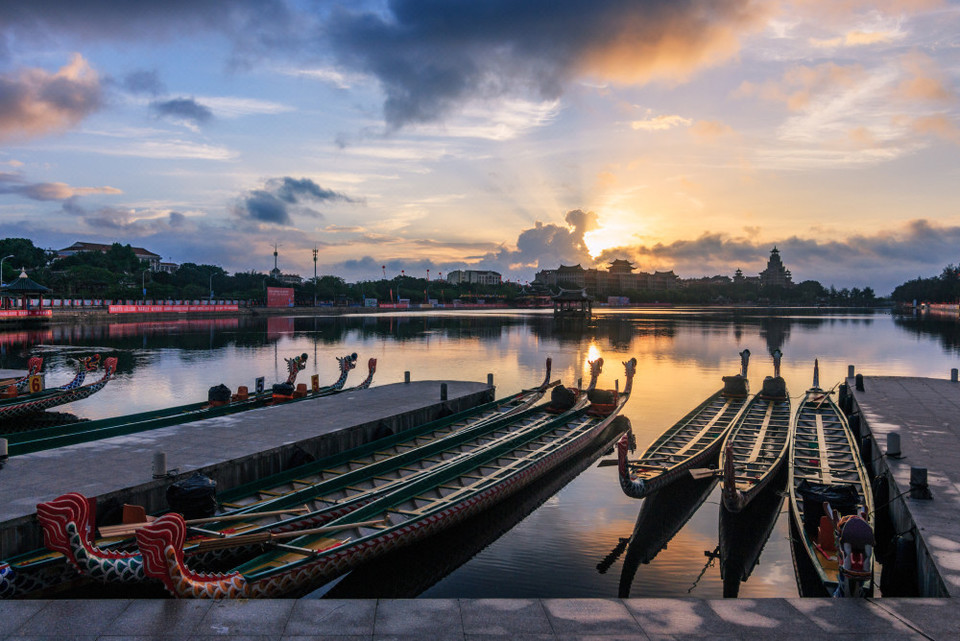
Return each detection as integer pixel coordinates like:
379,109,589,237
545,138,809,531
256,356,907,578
3,352,373,454
716,349,792,513
718,467,786,598
3,359,559,598
133,358,637,598
616,350,752,500
2,356,44,393
0,355,117,422
788,360,875,597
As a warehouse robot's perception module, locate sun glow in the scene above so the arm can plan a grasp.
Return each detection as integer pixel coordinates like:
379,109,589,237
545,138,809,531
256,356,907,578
585,227,633,258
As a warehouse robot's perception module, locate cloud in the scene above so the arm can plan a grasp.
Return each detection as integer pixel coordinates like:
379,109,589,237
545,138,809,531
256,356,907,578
736,62,865,111
911,114,960,144
894,51,954,102
0,54,102,142
631,114,692,131
690,120,737,141
150,97,213,125
233,177,358,225
120,70,165,96
326,0,770,128
0,172,121,201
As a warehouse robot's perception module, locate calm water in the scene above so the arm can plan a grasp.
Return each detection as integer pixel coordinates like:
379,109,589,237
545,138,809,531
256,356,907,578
1,307,955,598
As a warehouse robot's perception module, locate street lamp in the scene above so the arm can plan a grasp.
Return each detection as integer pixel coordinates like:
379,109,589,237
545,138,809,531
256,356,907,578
141,269,149,301
312,247,318,308
0,255,13,287
209,273,215,300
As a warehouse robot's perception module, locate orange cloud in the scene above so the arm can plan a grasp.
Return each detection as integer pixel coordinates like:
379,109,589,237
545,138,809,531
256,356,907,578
912,114,960,144
690,120,737,141
894,51,954,102
578,2,772,85
631,114,691,131
0,54,102,142
737,62,865,111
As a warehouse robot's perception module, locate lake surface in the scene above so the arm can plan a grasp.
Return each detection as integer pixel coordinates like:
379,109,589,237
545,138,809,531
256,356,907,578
1,307,953,598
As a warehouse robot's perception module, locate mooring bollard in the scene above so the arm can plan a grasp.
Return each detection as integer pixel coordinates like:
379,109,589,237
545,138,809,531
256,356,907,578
952,368,958,383
848,365,855,378
910,466,933,500
887,432,902,458
404,371,410,384
440,383,447,401
487,373,494,386
855,373,864,392
0,437,7,469
152,451,167,479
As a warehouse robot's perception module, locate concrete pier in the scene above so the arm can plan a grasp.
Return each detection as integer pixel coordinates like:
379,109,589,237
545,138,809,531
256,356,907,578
1,597,954,640
848,375,960,597
0,380,492,558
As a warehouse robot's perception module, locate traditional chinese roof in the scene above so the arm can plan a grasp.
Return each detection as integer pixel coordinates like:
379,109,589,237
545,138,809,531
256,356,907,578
0,269,50,293
551,288,593,301
58,241,160,259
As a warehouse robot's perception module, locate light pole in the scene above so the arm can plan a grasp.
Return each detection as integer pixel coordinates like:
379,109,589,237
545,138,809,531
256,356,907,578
209,273,215,300
141,269,148,301
312,247,318,308
0,255,13,287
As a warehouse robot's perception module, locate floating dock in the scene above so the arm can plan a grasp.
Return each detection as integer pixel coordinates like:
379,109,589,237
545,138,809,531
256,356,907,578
0,380,492,559
847,373,960,598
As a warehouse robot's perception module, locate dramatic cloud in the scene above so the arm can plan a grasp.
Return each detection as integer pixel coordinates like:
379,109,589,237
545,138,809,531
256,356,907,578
0,172,121,201
0,54,102,142
327,0,769,128
150,97,214,125
121,70,165,96
233,177,358,226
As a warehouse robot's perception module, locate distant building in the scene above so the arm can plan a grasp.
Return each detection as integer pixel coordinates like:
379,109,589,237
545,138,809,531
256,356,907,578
268,243,302,285
57,241,162,271
759,247,793,287
533,259,679,297
446,269,502,286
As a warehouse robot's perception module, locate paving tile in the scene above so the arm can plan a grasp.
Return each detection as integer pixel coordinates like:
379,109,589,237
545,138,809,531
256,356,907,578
0,600,48,636
101,600,213,637
624,599,726,637
196,600,295,636
865,598,958,641
11,598,129,636
542,599,641,636
786,598,917,635
373,599,463,640
284,599,376,636
281,636,371,641
460,599,552,636
706,598,819,635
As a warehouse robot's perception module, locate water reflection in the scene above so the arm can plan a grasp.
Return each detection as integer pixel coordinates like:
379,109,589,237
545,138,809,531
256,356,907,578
718,472,787,598
609,474,719,598
0,306,953,598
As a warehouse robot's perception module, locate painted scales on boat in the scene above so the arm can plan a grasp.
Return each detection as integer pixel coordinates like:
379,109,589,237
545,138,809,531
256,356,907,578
617,351,751,499
135,359,638,598
0,356,117,421
4,359,559,598
788,360,875,597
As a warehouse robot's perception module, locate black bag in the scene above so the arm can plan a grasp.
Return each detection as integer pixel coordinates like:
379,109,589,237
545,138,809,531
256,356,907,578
166,473,217,519
207,384,231,403
796,480,861,537
549,385,577,411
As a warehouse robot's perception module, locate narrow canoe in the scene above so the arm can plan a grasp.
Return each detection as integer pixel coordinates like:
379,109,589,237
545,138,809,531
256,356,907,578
617,351,752,499
4,359,557,598
4,353,371,453
135,359,638,598
788,360,875,597
0,357,117,421
719,350,791,512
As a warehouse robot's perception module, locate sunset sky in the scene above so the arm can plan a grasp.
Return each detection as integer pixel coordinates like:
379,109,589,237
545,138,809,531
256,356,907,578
1,0,958,294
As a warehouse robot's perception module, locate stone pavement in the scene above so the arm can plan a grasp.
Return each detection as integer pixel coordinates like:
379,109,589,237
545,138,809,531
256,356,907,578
849,375,960,597
0,597,954,640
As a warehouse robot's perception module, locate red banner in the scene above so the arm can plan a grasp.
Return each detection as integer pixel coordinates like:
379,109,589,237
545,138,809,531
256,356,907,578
266,287,294,308
0,309,53,318
107,304,239,314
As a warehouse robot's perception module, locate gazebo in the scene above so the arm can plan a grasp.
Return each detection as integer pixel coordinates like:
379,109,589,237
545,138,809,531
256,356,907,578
0,268,53,321
552,288,593,316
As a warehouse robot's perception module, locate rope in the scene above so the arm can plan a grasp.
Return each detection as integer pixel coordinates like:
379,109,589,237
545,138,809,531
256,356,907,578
687,545,719,593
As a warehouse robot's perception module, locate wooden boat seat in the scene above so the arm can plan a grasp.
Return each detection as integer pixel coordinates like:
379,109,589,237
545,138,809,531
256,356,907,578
122,504,155,525
815,516,837,560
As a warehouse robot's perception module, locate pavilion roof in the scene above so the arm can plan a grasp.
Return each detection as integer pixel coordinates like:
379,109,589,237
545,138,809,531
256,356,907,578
0,269,50,294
